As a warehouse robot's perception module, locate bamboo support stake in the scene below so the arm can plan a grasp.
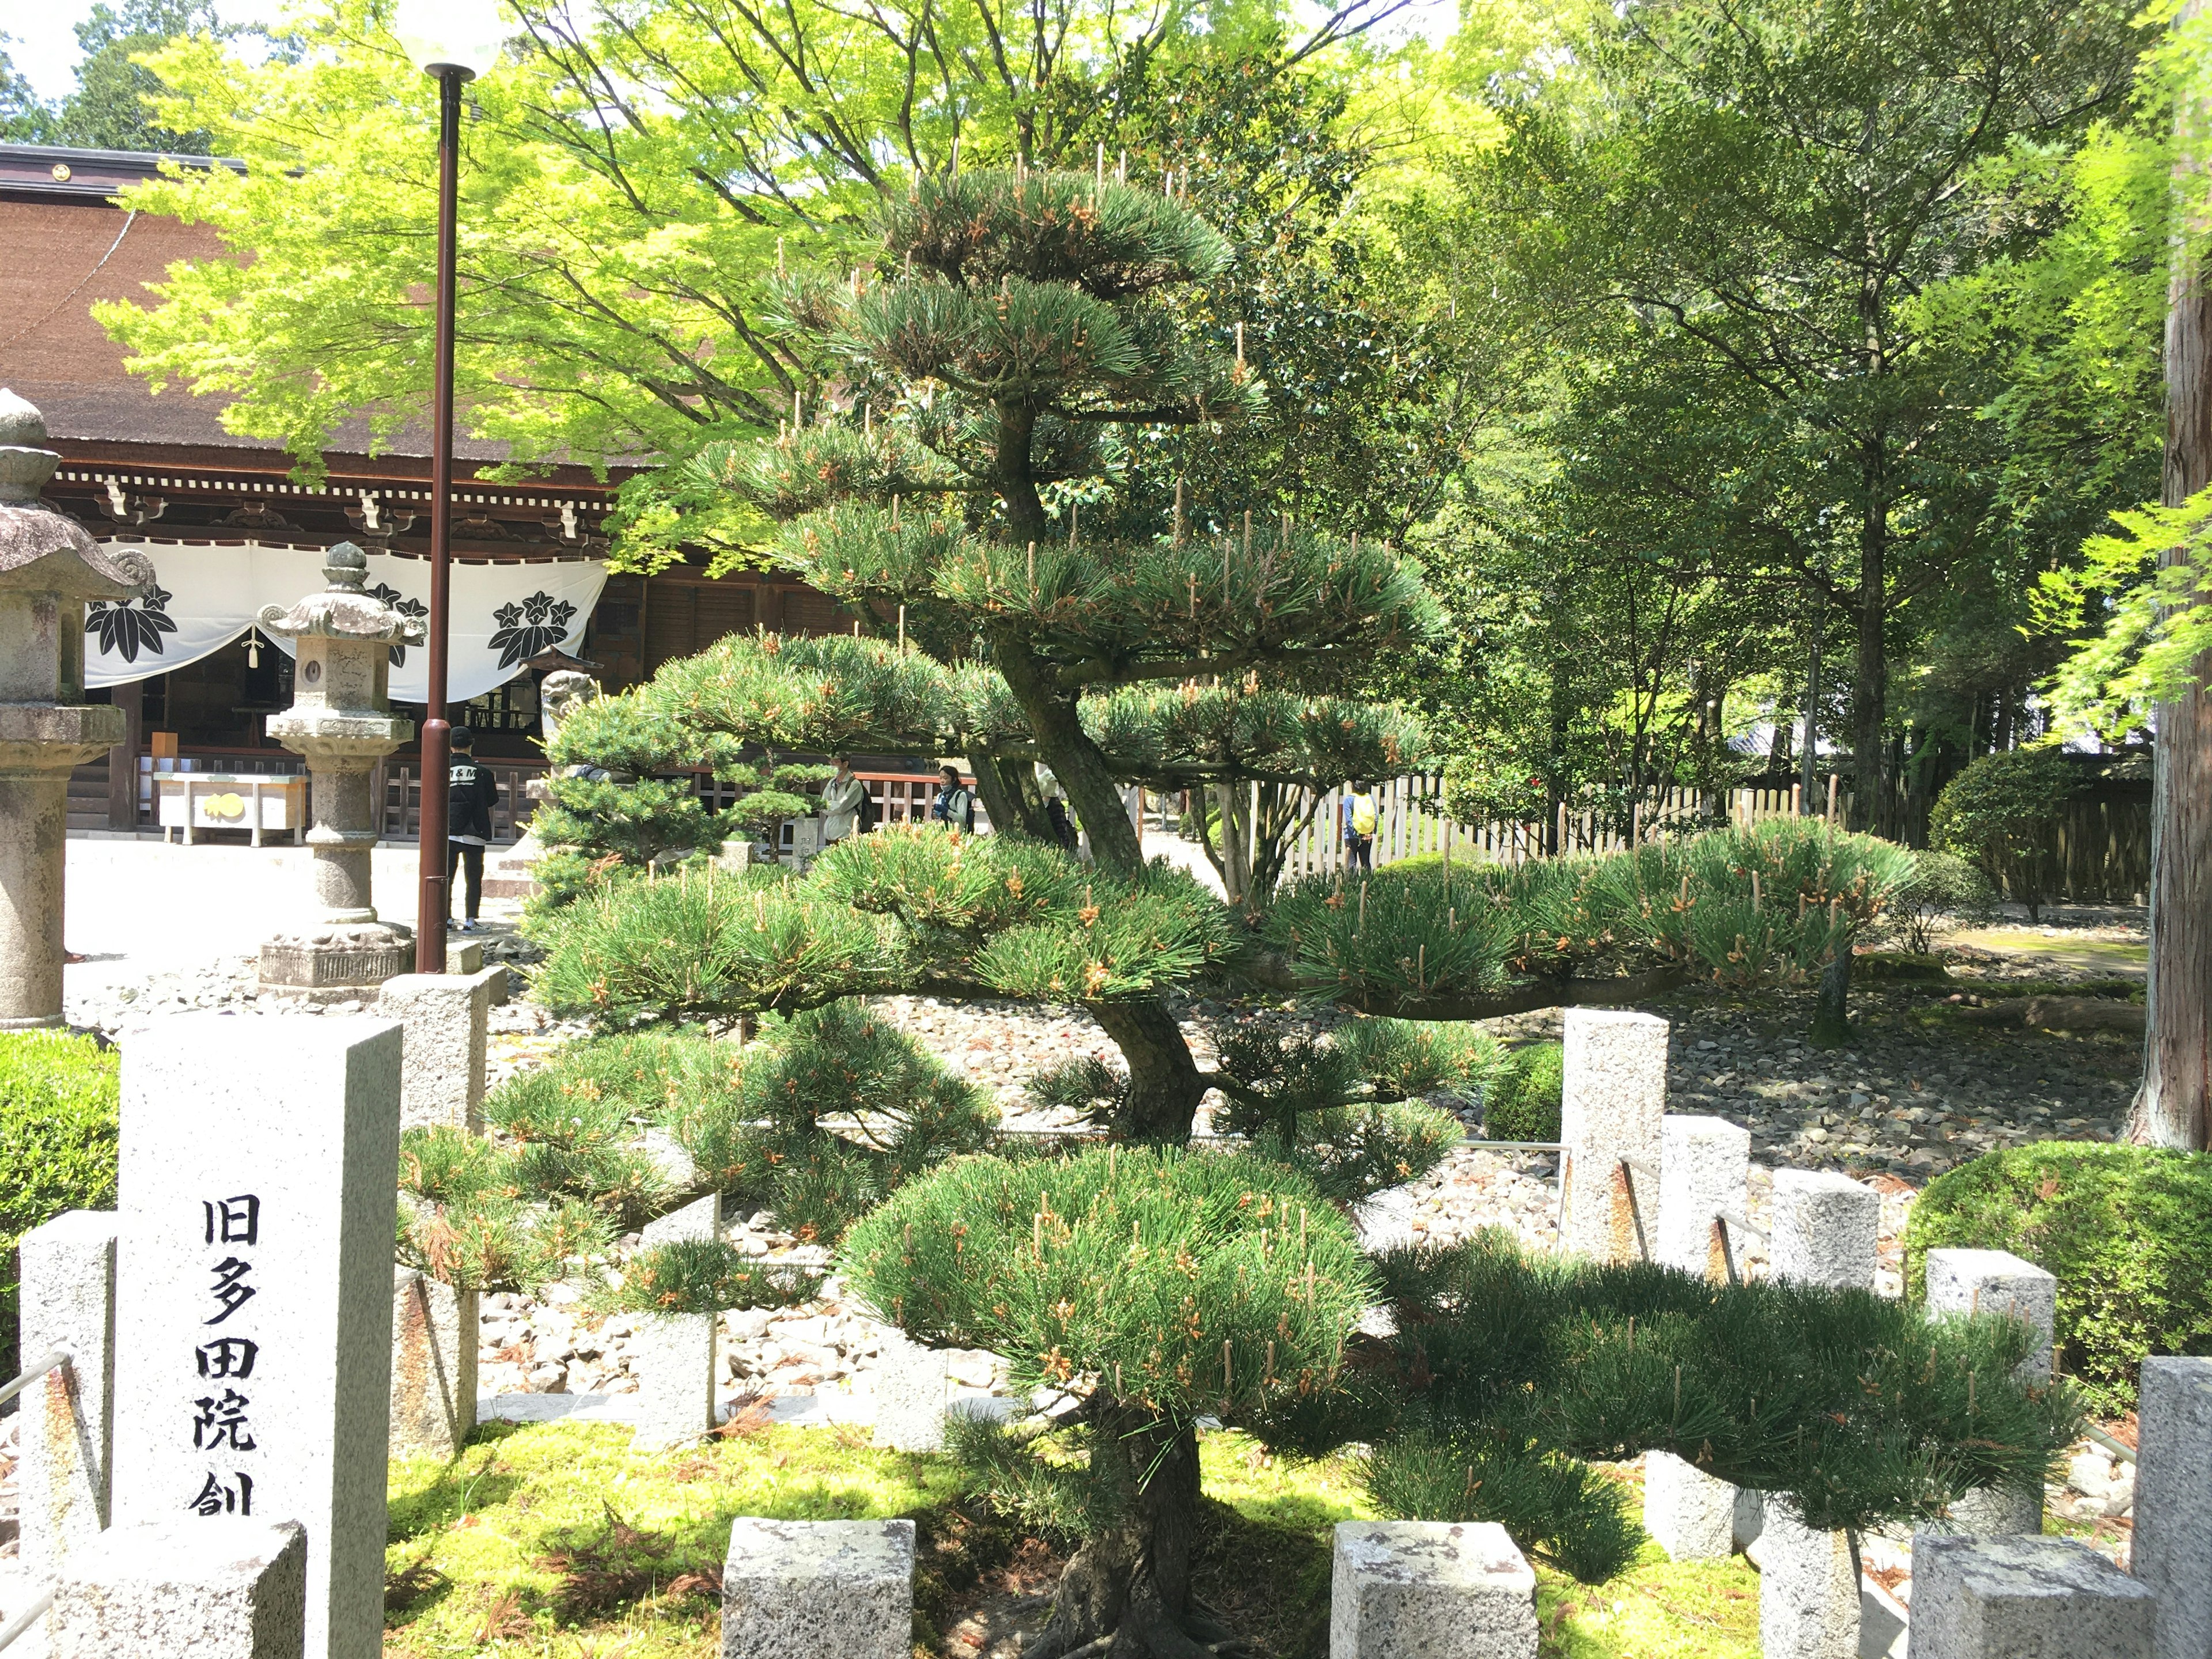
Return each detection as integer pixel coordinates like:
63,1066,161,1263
897,604,907,651
1826,772,1840,824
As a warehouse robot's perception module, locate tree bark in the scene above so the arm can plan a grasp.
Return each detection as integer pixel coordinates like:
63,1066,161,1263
1215,780,1252,907
1022,1410,1224,1659
1088,998,1207,1143
1810,949,1851,1048
1801,597,1823,813
1853,444,1891,838
2135,22,2212,1149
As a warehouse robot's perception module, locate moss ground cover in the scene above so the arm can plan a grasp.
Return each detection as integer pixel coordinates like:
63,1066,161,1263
384,1425,1757,1657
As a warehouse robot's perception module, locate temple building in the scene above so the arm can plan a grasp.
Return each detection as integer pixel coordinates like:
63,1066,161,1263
1,140,874,844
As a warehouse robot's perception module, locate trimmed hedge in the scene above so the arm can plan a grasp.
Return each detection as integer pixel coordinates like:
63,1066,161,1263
1483,1041,1563,1144
1904,1142,2212,1412
1,1032,120,1377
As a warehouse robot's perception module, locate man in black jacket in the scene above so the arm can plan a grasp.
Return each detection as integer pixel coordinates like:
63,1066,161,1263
447,726,498,931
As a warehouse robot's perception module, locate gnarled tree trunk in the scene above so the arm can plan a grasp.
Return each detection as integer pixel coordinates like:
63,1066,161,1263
1022,1408,1227,1659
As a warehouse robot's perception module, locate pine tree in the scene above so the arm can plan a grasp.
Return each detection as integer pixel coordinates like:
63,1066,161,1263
700,166,1437,1137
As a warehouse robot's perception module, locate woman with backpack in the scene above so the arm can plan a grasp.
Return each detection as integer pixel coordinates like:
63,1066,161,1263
931,766,976,832
820,757,872,844
1342,778,1378,874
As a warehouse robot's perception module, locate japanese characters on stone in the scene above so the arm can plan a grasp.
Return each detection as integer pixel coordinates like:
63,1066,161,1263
189,1192,261,1517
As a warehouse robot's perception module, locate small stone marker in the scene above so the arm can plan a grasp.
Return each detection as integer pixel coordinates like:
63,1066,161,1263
1907,1532,2154,1658
1645,1115,1752,1561
631,1312,717,1453
872,1335,952,1453
17,1209,118,1587
640,1191,722,1249
1924,1248,2056,1536
376,966,502,1132
1759,1500,1861,1659
2134,1355,2212,1659
50,1518,309,1659
108,1014,402,1659
1655,1113,1749,1279
1923,1249,2056,1379
389,1267,476,1461
1329,1520,1539,1658
1770,1169,1878,1290
1558,1009,1668,1262
722,1517,915,1659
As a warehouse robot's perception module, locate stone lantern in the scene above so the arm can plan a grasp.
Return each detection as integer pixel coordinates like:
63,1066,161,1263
0,389,143,1029
256,541,427,999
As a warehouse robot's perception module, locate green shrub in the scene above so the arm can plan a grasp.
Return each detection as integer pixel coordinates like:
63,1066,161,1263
1904,1143,2212,1412
0,1033,120,1377
1883,850,1999,954
1929,749,2086,921
1484,1042,1563,1143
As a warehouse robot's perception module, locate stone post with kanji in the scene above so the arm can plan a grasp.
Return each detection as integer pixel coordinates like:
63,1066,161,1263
255,541,426,998
0,388,141,1028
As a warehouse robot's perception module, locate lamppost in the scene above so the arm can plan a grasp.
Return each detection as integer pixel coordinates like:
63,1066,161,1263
393,0,505,972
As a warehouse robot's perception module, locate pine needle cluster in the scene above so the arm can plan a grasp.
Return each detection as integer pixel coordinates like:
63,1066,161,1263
395,1125,615,1294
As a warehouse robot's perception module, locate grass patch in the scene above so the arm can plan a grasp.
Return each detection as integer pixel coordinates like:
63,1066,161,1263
384,1426,1759,1657
1948,930,2147,972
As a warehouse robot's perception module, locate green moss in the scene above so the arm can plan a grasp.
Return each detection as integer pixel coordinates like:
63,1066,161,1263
383,1425,1757,1657
0,1032,119,1377
1906,1143,2212,1412
1485,1041,1565,1143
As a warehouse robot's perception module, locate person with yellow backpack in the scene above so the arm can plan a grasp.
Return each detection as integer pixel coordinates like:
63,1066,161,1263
1342,778,1379,873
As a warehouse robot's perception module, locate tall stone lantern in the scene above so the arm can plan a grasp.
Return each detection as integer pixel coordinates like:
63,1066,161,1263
0,389,143,1029
256,541,427,999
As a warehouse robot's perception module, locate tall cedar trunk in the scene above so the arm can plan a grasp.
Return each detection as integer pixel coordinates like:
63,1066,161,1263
2135,12,2212,1150
1022,1410,1219,1659
992,398,1207,1142
1800,597,1823,813
1853,442,1890,837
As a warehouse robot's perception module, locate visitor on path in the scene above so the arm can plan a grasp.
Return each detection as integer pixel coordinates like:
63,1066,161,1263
1343,778,1378,874
1037,764,1080,854
820,757,871,844
448,727,497,930
931,766,976,833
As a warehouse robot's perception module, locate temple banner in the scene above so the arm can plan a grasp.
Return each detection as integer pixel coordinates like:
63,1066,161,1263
84,540,607,704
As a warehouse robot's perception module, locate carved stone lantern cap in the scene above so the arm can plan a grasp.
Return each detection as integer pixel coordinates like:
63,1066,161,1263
0,388,147,600
257,541,429,645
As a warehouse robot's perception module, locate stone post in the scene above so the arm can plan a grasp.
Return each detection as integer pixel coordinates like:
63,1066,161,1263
390,1267,476,1461
723,1517,915,1659
255,542,425,999
1759,1502,1861,1659
18,1210,118,1585
50,1519,308,1659
109,1014,402,1659
1328,1520,1539,1659
632,1313,718,1453
1645,1113,1753,1560
872,1335,952,1453
2135,1356,2212,1659
377,965,502,1131
1761,1168,1880,1658
1908,1532,2154,1659
1558,1009,1668,1262
0,389,137,1028
1924,1249,2056,1536
1770,1168,1879,1290
641,1192,722,1249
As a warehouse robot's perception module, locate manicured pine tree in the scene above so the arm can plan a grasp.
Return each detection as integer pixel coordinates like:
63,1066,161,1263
702,164,1435,1137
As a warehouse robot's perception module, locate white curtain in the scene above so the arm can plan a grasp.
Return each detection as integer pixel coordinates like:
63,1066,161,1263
84,541,607,704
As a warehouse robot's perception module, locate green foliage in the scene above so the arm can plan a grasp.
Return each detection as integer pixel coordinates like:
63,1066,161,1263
480,1064,678,1231
0,1033,120,1377
1266,821,1912,1012
1483,1042,1564,1145
1884,850,2000,955
530,864,906,1025
1929,748,2086,919
394,1126,615,1294
1904,1143,2212,1413
1297,1233,2081,1578
970,861,1240,1002
809,823,1089,971
598,1237,822,1317
844,1146,1373,1417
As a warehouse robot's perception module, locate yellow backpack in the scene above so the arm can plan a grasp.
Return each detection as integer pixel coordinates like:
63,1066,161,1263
1350,792,1378,836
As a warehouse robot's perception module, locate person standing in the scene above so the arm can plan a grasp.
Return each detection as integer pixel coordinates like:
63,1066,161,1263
447,726,498,930
1342,778,1378,875
931,765,976,832
820,757,870,844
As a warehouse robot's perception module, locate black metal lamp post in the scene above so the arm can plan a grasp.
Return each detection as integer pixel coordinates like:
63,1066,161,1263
394,0,505,971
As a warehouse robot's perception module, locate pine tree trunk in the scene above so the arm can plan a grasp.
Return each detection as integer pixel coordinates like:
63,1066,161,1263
1088,999,1207,1142
1810,949,1851,1048
1022,1411,1226,1659
1217,781,1252,907
2135,20,2212,1150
